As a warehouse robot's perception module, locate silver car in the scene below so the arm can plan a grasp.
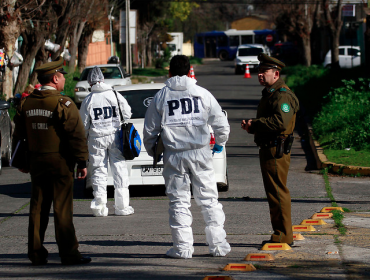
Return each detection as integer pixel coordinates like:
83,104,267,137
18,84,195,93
74,64,132,106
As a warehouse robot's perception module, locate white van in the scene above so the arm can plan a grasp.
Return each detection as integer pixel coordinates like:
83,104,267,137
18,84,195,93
323,46,361,69
234,44,271,74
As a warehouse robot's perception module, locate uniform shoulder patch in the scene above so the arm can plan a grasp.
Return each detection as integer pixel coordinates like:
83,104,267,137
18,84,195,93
59,97,72,107
281,103,290,113
279,88,287,92
270,88,275,93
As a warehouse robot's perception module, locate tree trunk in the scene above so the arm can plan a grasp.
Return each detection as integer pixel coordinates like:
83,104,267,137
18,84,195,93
14,32,45,94
323,0,343,69
51,1,75,60
147,36,152,67
302,35,311,66
0,0,21,99
68,21,86,73
77,26,94,73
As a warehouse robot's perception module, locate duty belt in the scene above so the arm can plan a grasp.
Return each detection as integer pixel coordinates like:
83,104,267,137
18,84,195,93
258,140,278,148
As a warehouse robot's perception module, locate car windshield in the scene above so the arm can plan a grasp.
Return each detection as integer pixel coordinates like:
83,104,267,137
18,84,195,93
238,48,263,57
118,89,161,119
80,67,122,81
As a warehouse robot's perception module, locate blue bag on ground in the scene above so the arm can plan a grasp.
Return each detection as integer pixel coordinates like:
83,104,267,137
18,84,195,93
120,123,141,160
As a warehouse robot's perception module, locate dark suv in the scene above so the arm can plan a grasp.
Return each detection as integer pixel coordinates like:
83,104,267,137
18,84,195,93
0,100,12,174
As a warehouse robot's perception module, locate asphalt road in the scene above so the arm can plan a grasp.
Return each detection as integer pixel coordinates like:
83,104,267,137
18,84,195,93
0,60,369,279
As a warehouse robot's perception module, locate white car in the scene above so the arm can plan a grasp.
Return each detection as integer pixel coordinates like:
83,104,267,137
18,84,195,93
323,46,361,69
234,44,271,74
85,83,229,192
74,64,132,106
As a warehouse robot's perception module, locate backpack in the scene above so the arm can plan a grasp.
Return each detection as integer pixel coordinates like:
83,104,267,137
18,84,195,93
113,90,141,160
119,122,141,160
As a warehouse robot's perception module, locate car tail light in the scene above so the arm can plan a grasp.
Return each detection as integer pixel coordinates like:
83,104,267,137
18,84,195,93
209,133,215,149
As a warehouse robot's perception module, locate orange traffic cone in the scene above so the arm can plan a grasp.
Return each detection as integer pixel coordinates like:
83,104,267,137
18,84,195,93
244,64,251,78
189,65,196,79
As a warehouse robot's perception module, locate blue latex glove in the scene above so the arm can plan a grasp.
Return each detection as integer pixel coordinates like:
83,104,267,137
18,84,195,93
212,144,223,155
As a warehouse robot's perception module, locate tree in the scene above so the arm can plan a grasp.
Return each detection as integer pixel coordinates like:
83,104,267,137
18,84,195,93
323,0,343,69
0,0,49,98
14,1,61,94
78,0,109,72
67,1,96,73
260,0,320,67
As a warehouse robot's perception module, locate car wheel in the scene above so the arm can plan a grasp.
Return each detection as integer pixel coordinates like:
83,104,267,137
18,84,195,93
218,51,229,61
235,66,241,75
3,134,12,166
217,171,229,192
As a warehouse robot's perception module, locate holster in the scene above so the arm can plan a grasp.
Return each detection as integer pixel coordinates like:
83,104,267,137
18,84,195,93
284,134,294,154
275,136,285,159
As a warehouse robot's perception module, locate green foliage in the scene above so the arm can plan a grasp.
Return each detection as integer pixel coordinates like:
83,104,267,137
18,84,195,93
63,66,80,99
189,56,202,65
155,47,172,69
312,78,370,151
169,1,199,22
132,68,168,77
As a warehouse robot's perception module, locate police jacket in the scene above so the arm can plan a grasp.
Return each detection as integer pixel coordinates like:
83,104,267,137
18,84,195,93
12,88,88,169
80,82,132,137
143,75,230,156
249,78,299,144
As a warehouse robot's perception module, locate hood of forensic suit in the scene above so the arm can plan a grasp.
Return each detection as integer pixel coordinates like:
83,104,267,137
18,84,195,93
165,75,197,91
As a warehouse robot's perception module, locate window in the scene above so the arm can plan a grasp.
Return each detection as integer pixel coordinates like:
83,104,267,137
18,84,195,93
196,36,203,45
80,67,122,81
119,89,160,118
217,36,228,47
241,35,253,44
229,35,239,47
348,48,360,56
238,48,264,56
339,48,345,55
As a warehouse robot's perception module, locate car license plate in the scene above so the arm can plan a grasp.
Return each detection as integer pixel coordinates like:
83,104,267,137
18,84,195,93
141,165,164,176
249,65,254,68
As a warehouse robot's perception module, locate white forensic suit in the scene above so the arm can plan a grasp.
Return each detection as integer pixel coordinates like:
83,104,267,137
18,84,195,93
143,75,231,258
80,81,134,216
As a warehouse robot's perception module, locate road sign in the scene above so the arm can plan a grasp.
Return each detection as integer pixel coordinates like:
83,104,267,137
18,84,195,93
266,34,273,42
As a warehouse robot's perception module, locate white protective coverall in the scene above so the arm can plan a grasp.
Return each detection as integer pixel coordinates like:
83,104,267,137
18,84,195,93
143,75,231,258
80,67,134,216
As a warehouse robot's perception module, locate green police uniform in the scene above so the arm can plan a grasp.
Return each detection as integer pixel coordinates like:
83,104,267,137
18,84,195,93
249,54,299,244
12,57,88,264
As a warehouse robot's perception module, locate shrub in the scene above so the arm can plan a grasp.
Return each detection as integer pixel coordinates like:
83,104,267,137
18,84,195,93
312,78,370,151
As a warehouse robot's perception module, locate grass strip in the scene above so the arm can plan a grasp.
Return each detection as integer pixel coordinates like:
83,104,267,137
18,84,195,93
322,168,347,235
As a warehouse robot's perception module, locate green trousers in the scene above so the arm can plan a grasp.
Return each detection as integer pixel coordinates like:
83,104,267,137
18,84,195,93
259,147,293,244
28,153,81,263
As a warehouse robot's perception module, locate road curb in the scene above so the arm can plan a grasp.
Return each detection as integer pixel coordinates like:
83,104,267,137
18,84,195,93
306,123,370,176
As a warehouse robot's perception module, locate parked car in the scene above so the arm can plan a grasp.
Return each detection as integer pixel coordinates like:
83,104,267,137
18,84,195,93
74,64,132,106
234,44,271,74
323,46,361,69
0,100,12,174
85,83,229,192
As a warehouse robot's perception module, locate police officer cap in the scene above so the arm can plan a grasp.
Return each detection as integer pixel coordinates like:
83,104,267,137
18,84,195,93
35,56,67,76
258,53,285,70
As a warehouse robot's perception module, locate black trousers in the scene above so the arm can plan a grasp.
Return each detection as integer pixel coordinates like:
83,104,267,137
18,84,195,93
28,153,81,262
